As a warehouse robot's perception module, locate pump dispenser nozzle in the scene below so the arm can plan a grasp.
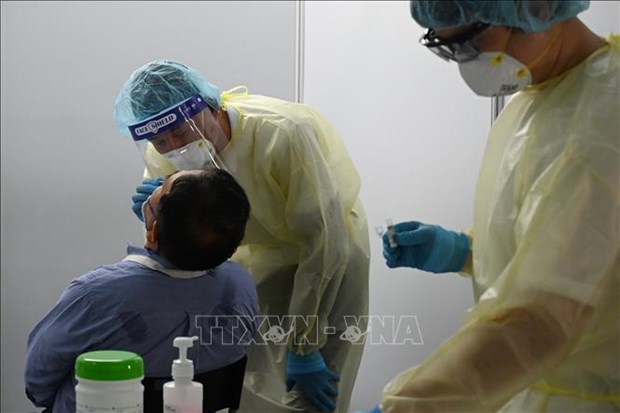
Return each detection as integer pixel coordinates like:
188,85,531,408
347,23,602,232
164,336,203,411
172,336,198,380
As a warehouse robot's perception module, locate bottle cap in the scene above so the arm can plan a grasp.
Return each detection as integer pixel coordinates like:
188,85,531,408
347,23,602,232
75,350,144,381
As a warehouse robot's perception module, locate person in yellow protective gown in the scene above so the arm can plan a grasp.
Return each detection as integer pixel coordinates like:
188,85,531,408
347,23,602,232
370,1,619,412
113,61,370,413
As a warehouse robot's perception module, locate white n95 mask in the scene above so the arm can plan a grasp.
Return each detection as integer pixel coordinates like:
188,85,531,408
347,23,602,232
458,52,532,97
163,139,217,171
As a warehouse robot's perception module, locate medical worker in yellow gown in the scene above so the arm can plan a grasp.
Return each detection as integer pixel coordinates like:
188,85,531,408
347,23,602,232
373,1,619,412
113,60,370,413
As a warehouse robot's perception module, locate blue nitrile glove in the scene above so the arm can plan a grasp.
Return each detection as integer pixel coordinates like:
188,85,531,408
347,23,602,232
131,178,164,222
382,221,469,273
286,351,340,412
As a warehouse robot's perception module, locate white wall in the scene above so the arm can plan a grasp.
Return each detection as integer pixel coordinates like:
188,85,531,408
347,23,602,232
303,0,620,410
0,2,296,412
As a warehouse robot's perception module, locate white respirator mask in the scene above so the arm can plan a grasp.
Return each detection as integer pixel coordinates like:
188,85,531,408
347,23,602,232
458,52,532,96
163,138,217,171
457,26,561,97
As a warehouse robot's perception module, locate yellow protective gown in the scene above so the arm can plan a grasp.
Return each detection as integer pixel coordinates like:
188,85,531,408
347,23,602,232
144,90,370,413
381,36,620,412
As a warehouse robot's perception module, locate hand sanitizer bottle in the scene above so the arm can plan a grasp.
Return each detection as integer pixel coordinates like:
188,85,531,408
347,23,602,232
163,336,203,413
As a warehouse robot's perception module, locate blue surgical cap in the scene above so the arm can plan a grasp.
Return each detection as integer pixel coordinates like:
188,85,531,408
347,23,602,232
114,59,221,137
410,0,589,33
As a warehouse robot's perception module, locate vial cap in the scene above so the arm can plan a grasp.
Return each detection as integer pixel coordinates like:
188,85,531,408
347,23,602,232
75,350,144,381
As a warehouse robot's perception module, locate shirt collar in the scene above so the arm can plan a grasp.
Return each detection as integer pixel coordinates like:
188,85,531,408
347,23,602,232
126,245,179,270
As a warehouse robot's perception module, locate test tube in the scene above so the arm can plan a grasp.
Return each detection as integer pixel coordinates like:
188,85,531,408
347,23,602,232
386,219,397,248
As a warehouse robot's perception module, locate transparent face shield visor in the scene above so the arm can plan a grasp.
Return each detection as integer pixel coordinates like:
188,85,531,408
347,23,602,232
128,95,229,178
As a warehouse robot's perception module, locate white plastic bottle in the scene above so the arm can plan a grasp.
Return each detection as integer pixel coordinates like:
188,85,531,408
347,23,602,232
163,336,203,413
75,350,144,413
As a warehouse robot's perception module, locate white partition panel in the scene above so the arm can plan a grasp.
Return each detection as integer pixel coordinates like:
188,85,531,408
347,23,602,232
0,2,296,411
303,1,619,410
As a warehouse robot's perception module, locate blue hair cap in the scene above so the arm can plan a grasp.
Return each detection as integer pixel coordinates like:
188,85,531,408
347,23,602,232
410,0,589,33
114,59,221,137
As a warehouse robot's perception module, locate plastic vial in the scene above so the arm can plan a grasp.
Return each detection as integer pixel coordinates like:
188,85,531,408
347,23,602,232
386,219,398,248
75,350,144,413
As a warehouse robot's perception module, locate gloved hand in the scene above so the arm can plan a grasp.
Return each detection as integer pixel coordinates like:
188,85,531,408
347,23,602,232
286,351,340,412
131,178,164,222
382,221,469,273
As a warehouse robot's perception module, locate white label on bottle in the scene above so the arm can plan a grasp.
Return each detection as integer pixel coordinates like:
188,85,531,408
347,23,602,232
76,402,142,413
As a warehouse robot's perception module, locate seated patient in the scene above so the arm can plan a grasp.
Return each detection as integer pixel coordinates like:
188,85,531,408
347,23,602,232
25,169,259,413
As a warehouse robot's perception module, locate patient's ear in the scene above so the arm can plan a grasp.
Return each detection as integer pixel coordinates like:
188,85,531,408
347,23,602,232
146,220,159,247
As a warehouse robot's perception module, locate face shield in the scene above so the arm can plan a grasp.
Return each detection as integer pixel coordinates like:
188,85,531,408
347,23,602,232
128,95,228,178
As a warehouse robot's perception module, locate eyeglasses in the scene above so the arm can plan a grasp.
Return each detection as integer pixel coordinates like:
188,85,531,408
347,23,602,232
420,23,490,63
